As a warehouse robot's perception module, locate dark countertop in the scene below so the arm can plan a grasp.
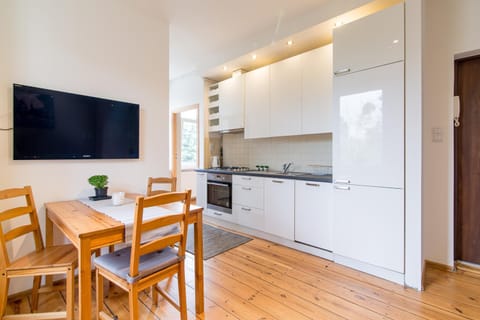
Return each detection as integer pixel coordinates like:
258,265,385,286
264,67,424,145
195,168,332,183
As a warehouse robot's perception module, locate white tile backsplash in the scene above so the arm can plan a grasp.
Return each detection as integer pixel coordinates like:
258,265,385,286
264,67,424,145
222,132,332,173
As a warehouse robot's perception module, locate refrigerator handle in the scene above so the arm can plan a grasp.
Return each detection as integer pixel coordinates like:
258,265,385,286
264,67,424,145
334,68,351,75
334,179,350,184
334,185,351,191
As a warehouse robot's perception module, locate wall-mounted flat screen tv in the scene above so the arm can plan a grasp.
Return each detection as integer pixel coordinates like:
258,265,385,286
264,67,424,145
13,84,139,160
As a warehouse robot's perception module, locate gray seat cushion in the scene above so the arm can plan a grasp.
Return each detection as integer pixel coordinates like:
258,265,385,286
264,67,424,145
94,246,181,284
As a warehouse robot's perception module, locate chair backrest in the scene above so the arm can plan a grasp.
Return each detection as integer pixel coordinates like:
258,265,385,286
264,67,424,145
129,190,191,280
146,175,177,196
0,186,44,270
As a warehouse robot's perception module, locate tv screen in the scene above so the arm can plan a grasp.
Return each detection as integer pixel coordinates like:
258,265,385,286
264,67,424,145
13,84,139,160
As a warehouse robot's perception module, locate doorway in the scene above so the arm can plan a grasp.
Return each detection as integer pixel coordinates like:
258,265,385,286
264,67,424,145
454,55,480,266
171,105,199,199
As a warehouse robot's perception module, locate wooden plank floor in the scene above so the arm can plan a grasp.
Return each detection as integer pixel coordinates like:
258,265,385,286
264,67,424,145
5,235,480,319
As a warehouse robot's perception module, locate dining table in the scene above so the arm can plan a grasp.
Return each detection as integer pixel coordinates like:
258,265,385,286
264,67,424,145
45,196,204,320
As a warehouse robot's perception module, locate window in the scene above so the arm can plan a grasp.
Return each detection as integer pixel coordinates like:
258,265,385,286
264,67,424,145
180,109,198,170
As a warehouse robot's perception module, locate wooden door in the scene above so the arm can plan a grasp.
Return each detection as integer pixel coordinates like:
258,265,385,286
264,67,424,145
455,55,480,264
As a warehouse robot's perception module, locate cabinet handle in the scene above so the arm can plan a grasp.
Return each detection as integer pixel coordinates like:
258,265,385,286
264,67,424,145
305,183,320,187
213,211,223,216
241,207,251,212
334,179,350,185
242,177,252,180
334,185,350,191
242,187,252,191
272,180,284,184
334,68,351,75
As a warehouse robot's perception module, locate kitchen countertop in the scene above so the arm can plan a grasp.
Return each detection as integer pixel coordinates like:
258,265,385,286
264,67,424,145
195,168,332,183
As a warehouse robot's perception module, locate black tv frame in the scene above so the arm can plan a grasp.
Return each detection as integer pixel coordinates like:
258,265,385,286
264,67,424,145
13,84,140,160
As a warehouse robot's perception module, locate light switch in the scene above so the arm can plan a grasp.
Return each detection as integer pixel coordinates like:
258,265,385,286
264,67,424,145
432,127,443,142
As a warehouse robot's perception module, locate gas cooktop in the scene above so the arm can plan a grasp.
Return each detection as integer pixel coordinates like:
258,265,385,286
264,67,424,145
208,166,250,172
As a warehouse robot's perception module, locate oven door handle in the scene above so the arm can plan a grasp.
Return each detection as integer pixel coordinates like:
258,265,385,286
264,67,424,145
207,181,231,187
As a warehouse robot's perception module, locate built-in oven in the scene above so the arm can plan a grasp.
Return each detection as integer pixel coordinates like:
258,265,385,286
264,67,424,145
207,172,232,214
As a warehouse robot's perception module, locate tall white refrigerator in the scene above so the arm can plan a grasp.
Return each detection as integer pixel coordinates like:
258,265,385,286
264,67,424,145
332,61,405,276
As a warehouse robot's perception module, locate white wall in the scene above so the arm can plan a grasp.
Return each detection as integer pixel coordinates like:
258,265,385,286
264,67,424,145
423,0,480,266
0,0,169,293
170,73,207,198
404,0,423,290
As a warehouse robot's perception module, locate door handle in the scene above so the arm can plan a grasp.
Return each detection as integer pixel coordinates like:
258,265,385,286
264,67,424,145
334,185,350,190
242,187,252,191
241,177,252,180
272,180,284,183
334,179,350,184
241,207,252,212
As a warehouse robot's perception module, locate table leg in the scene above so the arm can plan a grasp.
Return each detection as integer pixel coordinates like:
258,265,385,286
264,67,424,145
45,212,53,287
78,239,92,320
194,212,204,314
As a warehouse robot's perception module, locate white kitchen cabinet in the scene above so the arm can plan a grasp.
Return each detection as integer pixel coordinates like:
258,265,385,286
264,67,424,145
264,178,294,240
270,55,302,137
301,44,333,134
294,180,333,251
219,74,245,131
195,172,207,209
245,65,270,139
206,208,237,223
332,184,404,273
333,3,404,75
333,61,404,189
233,175,265,231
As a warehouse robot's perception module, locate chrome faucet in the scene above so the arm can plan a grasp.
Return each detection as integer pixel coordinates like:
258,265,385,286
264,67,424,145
282,162,293,174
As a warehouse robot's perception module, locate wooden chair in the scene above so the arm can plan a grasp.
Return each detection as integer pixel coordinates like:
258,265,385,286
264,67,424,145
0,186,77,320
146,175,177,196
94,190,191,320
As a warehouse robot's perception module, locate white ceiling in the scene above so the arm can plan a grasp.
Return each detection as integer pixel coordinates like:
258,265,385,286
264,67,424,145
154,0,397,81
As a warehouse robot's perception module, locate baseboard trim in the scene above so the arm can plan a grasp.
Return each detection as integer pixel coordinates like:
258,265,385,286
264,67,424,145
455,261,480,277
425,260,455,272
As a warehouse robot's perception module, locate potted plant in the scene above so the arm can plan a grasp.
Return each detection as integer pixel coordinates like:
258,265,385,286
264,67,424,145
88,175,109,197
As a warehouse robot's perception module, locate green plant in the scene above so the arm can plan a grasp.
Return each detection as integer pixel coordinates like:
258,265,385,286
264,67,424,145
88,175,109,189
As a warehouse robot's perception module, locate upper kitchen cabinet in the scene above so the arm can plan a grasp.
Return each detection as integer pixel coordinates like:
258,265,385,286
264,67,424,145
270,54,302,137
245,65,270,139
301,44,333,134
218,74,245,131
333,3,404,75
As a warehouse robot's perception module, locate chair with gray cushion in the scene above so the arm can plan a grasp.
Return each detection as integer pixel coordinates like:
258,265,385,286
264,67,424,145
94,190,191,320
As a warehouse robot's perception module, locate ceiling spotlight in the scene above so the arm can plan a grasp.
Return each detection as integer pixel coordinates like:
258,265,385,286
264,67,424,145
223,66,227,71
252,54,257,60
334,21,344,28
287,40,293,46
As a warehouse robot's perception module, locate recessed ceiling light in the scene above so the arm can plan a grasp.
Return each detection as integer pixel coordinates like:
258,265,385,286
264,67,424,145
287,40,293,46
393,39,399,44
223,66,227,71
334,21,344,28
252,54,257,60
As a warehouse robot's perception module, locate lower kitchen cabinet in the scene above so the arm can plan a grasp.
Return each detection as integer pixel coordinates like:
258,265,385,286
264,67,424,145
332,184,404,273
235,204,265,231
294,180,333,251
264,178,294,240
205,208,237,223
233,175,264,231
196,172,207,209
